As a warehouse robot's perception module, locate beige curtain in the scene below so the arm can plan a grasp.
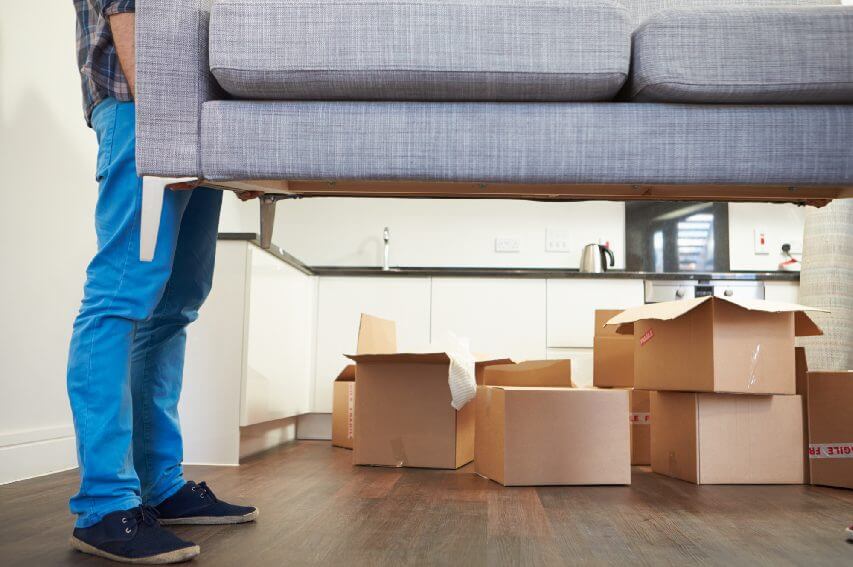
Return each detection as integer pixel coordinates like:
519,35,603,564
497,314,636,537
798,199,853,370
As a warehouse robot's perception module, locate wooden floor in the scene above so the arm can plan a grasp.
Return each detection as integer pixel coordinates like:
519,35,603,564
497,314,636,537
1,441,851,566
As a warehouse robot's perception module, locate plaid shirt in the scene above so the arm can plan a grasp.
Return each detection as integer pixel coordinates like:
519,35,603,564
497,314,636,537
74,0,136,125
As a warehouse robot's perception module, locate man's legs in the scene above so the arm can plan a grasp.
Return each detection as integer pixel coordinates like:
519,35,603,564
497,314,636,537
131,187,222,506
67,98,194,528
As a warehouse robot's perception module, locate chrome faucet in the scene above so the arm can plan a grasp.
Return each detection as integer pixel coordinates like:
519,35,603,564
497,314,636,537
382,227,391,271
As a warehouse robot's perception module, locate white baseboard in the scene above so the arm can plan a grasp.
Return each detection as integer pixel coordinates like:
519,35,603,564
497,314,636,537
296,413,332,440
0,435,78,485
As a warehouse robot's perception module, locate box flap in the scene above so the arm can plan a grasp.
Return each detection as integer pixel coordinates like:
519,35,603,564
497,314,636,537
483,360,572,388
606,297,711,328
484,386,576,392
356,313,397,354
606,296,826,337
345,352,451,364
334,364,356,382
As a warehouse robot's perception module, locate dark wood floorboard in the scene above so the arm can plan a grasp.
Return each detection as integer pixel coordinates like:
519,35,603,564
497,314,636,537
1,441,850,566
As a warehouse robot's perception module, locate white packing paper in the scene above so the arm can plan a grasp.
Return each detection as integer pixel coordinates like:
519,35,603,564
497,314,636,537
444,332,477,410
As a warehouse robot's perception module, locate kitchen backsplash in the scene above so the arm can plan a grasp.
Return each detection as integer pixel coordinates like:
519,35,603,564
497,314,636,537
217,197,805,271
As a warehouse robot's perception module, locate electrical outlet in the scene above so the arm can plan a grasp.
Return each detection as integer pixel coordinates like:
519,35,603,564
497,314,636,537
546,229,571,253
495,237,520,253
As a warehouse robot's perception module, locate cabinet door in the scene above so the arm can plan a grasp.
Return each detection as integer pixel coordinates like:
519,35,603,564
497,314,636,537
546,279,644,348
546,348,593,387
313,277,431,412
241,247,317,426
181,241,249,465
430,278,546,361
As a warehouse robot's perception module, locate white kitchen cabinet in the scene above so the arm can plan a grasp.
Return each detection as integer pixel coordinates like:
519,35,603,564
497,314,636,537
430,278,547,361
546,279,644,348
546,348,594,387
241,246,317,426
764,281,800,303
313,277,431,412
181,241,250,465
182,240,316,464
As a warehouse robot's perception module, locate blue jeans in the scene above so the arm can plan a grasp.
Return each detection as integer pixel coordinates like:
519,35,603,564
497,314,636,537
67,98,222,528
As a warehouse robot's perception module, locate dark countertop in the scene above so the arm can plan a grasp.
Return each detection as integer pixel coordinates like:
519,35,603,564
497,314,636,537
218,233,800,282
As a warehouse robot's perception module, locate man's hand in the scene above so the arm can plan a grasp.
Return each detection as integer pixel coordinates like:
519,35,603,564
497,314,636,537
109,13,136,95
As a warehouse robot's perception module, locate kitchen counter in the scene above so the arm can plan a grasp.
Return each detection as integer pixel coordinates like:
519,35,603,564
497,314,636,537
218,233,800,281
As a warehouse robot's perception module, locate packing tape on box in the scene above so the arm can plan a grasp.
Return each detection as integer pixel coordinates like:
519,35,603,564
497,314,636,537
630,412,650,425
445,332,477,410
747,343,761,389
808,443,853,459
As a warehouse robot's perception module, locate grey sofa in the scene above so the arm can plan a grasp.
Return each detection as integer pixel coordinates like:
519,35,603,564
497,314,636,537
136,0,853,247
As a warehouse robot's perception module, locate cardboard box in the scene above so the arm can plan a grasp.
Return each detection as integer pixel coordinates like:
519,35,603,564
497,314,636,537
331,365,356,449
630,389,650,466
331,314,398,450
594,309,634,388
606,297,824,395
807,370,853,489
650,391,804,484
347,314,510,469
475,387,631,486
483,359,572,387
794,347,810,483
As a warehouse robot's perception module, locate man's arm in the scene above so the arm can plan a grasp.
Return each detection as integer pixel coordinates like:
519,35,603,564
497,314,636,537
109,12,136,95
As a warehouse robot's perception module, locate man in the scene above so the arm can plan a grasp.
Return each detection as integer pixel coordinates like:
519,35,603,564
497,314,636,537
69,1,258,563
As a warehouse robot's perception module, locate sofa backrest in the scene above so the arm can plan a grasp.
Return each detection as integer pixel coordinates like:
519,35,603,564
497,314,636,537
617,0,840,23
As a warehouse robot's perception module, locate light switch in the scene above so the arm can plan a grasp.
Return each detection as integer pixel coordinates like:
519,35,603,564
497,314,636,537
754,228,769,255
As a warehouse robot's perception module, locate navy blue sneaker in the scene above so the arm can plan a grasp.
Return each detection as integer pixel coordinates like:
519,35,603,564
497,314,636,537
155,481,258,525
70,506,199,564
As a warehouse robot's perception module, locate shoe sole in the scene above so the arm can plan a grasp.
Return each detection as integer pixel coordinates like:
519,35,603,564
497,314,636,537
158,509,259,525
70,537,200,564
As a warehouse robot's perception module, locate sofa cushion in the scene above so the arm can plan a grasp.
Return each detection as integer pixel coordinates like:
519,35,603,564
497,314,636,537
208,0,632,102
201,101,853,185
630,6,853,103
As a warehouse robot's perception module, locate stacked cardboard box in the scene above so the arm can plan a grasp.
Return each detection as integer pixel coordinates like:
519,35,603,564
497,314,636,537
605,296,825,485
475,360,631,486
593,309,649,466
806,370,853,489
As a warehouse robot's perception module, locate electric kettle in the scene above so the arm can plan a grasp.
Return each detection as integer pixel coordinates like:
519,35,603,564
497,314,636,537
579,243,615,273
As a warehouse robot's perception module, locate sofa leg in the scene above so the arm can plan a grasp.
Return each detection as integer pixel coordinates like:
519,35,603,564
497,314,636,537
140,176,166,262
259,195,279,250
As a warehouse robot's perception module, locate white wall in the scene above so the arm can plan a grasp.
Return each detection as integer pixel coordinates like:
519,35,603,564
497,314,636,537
222,198,805,271
729,203,806,271
0,4,97,483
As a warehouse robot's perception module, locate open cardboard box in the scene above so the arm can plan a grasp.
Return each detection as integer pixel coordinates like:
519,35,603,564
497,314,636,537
651,391,804,484
331,314,398,450
606,297,825,395
346,314,510,469
807,369,853,490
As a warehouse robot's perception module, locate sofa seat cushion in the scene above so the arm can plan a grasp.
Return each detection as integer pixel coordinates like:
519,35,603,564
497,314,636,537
208,0,632,102
201,101,853,185
630,6,853,103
